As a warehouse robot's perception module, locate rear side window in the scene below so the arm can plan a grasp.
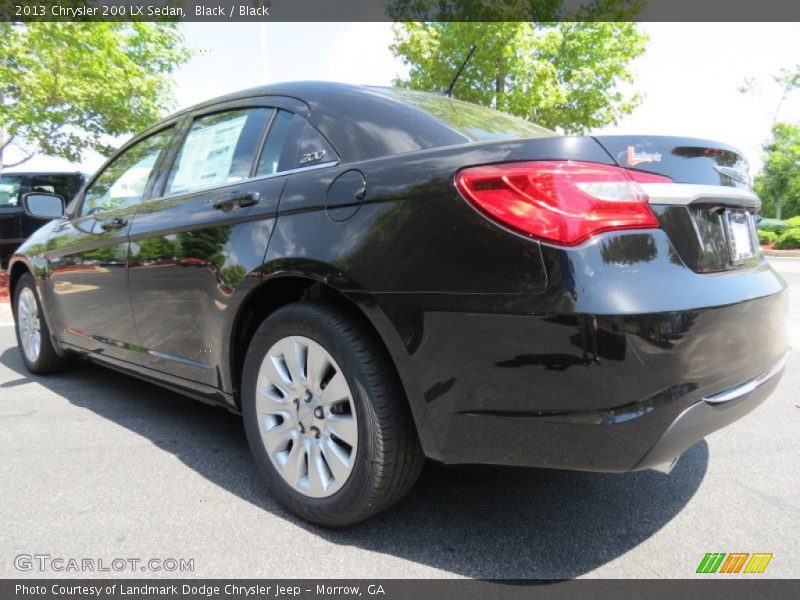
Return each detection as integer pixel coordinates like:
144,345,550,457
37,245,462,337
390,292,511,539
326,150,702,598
257,110,337,176
166,108,271,195
83,127,174,215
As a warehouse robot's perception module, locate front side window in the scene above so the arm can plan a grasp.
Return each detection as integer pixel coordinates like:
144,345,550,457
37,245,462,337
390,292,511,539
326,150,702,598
82,128,174,216
166,108,271,195
257,110,337,176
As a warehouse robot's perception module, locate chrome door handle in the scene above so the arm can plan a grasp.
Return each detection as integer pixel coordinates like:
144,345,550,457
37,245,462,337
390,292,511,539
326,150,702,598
100,217,128,231
212,191,260,212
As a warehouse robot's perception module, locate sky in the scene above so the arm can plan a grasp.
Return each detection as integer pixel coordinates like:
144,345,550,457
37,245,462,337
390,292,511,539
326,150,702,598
10,22,800,176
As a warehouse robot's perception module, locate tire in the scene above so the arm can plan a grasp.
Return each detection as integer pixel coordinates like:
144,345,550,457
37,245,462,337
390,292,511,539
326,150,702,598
242,301,424,528
13,272,76,374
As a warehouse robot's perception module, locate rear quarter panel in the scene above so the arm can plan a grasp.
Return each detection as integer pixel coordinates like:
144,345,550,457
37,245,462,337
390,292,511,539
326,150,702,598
263,136,618,459
268,136,615,293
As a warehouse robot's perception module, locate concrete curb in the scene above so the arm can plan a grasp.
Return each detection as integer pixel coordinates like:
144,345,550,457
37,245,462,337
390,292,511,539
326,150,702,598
763,249,800,257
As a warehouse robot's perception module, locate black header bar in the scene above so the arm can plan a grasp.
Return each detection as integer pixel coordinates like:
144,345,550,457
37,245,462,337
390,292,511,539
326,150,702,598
2,0,800,22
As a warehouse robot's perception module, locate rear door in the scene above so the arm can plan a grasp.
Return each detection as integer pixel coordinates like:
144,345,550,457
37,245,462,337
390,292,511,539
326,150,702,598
126,103,284,386
44,126,176,359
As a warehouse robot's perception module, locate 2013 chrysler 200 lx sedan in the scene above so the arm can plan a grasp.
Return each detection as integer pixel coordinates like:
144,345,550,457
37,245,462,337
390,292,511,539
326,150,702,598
9,83,788,527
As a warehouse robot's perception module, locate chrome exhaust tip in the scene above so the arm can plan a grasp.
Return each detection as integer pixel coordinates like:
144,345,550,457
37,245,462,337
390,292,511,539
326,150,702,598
650,456,679,474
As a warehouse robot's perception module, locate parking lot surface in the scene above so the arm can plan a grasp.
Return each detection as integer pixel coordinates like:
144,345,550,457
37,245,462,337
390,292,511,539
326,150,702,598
1,258,798,579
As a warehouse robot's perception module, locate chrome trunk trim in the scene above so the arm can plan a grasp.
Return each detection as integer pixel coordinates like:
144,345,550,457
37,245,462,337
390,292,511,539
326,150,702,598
703,356,787,405
641,183,760,209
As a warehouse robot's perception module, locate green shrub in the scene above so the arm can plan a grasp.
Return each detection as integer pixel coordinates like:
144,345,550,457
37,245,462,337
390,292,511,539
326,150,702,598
758,230,779,245
775,228,800,250
785,216,800,229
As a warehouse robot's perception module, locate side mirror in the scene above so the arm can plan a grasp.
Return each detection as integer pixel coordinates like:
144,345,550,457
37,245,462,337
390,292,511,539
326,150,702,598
21,192,65,219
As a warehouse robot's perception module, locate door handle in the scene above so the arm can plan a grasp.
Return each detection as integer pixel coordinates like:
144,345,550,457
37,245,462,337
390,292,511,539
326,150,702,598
212,191,260,212
100,217,128,231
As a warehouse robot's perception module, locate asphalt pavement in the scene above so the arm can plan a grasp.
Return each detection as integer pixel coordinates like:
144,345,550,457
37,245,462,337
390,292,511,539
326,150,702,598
0,259,798,579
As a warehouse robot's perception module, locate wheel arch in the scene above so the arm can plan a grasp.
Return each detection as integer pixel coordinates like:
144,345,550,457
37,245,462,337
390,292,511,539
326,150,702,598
7,256,72,360
228,273,438,459
8,258,33,304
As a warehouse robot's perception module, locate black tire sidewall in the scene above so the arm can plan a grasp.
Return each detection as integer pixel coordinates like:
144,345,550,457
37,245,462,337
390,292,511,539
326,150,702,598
241,304,382,525
13,273,53,373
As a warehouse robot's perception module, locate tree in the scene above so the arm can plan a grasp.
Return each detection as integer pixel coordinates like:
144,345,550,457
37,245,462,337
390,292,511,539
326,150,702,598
0,22,190,175
754,122,800,219
739,65,800,218
389,9,647,133
388,0,644,22
740,64,800,127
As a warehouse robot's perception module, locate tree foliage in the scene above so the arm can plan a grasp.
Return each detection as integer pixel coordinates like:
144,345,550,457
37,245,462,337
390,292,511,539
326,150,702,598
754,122,800,219
740,64,800,127
389,4,647,133
387,0,644,22
0,22,190,172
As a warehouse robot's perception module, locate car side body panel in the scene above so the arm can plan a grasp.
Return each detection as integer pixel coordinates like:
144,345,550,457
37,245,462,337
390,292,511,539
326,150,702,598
271,136,613,294
41,207,138,362
125,175,286,389
262,136,618,456
7,82,789,474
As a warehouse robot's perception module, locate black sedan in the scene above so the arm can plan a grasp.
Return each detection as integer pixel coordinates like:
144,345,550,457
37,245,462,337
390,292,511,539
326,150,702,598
7,82,788,527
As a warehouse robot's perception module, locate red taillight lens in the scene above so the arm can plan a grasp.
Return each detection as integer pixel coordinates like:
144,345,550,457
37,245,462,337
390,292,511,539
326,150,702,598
454,161,667,246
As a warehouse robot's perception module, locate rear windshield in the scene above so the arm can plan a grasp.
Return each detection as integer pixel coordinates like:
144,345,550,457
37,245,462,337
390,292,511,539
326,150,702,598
375,88,553,142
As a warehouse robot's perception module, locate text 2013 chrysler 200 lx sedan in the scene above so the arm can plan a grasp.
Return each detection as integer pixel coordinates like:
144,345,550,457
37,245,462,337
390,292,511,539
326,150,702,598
8,83,788,527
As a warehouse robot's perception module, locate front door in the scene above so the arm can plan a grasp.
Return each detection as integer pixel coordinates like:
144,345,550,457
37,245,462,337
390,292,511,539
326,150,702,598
44,126,176,361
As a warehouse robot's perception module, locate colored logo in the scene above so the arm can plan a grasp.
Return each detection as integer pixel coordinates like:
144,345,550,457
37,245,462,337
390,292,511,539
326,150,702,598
696,553,773,574
626,146,662,166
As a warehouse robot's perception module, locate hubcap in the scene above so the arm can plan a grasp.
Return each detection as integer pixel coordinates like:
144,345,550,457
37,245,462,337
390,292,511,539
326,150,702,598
17,287,41,363
255,335,358,498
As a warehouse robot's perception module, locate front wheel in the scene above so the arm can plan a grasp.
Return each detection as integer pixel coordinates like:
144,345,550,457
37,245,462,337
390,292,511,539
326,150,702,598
241,302,424,527
13,273,75,374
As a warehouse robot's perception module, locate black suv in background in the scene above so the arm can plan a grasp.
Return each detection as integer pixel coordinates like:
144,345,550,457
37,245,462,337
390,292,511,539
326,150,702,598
0,172,86,268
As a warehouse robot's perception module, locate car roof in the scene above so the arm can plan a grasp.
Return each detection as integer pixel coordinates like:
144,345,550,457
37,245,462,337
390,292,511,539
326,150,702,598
163,81,475,162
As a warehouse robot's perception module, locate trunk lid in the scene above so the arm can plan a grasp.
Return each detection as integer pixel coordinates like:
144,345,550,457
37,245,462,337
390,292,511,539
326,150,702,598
593,135,759,273
592,135,751,188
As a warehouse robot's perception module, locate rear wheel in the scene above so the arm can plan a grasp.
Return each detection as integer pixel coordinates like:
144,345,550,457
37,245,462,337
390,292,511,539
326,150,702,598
13,273,75,374
242,302,424,527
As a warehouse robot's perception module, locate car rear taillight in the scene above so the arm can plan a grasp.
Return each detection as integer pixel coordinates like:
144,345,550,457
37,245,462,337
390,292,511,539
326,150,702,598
454,161,671,246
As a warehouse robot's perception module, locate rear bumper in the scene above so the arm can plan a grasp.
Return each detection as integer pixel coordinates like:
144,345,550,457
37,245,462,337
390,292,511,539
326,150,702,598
365,231,789,471
633,355,786,472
